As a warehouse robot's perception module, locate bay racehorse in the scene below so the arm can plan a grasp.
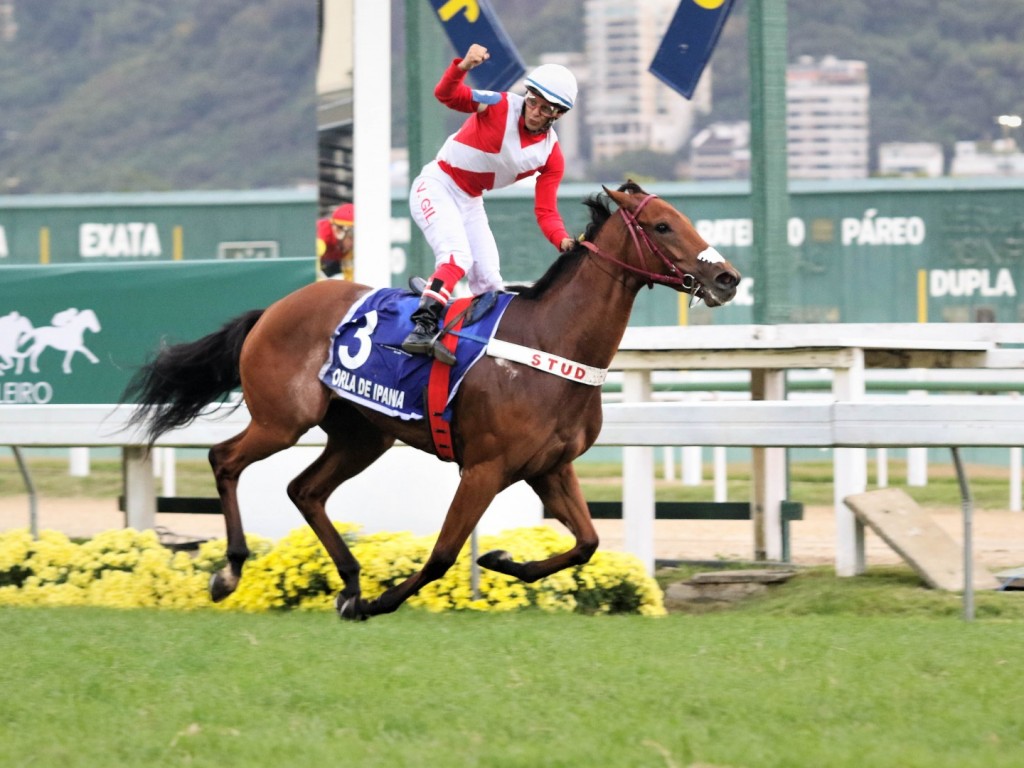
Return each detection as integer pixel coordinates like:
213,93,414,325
124,182,740,620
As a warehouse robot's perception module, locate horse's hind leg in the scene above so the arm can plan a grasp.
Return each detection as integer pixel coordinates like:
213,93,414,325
478,463,599,582
207,422,303,601
286,403,395,619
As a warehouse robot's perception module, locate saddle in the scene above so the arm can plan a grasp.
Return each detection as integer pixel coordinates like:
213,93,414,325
417,280,501,462
319,285,514,461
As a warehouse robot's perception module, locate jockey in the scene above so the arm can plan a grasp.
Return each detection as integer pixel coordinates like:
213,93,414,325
317,202,354,280
403,44,578,365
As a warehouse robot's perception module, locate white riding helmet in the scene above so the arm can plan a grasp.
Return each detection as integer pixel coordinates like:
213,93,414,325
524,64,578,111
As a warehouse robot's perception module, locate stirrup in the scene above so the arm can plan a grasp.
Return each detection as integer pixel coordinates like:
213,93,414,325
430,338,456,366
401,327,435,355
402,329,456,366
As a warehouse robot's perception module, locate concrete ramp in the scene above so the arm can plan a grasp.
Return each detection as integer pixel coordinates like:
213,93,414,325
843,488,1001,591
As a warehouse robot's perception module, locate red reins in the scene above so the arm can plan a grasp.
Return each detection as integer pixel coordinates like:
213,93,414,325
580,193,700,294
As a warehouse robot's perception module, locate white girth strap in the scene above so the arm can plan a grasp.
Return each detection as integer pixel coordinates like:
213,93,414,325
486,338,608,386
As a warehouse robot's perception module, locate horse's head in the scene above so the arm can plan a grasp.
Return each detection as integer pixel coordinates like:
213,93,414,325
81,309,101,333
601,182,740,307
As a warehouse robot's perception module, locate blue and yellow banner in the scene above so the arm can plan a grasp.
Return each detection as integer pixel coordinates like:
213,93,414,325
650,0,736,99
428,0,525,91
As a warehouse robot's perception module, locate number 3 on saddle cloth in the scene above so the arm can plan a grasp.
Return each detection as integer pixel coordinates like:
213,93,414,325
318,287,515,461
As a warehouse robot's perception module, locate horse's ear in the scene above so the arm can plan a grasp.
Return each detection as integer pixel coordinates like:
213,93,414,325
604,185,631,211
623,178,648,195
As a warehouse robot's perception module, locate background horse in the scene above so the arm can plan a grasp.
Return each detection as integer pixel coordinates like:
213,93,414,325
15,307,101,374
125,182,740,620
0,311,33,376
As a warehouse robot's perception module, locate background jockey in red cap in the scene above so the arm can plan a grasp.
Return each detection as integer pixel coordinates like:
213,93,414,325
317,202,354,280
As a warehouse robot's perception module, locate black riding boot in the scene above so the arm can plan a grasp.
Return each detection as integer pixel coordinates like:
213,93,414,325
402,295,456,365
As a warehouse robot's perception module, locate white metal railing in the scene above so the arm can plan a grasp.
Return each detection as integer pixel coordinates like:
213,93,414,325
4,399,1023,574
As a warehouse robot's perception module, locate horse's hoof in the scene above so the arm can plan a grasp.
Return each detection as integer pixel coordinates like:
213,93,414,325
477,549,513,572
209,571,234,603
335,593,368,622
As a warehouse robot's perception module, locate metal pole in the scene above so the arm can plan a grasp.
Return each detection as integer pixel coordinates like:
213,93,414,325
951,447,974,622
12,447,38,539
747,0,792,323
470,529,481,600
405,0,447,278
353,0,392,287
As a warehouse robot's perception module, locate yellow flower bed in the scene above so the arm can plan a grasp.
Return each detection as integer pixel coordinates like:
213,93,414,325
0,525,664,616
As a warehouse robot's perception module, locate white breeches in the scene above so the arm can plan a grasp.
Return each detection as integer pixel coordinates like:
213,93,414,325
409,162,503,294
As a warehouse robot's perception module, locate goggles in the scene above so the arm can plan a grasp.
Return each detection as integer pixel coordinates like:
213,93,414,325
525,92,566,119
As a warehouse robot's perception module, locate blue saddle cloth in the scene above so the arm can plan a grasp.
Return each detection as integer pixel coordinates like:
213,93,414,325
318,287,515,420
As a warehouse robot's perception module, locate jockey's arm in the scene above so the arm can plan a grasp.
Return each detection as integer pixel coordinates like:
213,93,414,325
435,43,492,114
534,146,572,249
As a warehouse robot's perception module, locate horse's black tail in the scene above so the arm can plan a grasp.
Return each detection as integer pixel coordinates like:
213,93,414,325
122,309,265,445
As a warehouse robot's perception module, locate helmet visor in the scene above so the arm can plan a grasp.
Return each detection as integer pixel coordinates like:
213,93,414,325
525,89,566,118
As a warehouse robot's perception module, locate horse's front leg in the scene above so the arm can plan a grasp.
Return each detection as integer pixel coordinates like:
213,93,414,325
477,463,598,582
355,463,502,618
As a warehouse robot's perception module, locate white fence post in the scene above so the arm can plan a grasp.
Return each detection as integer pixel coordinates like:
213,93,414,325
622,371,654,574
682,446,702,485
69,447,90,477
833,349,867,576
122,446,156,531
907,447,928,486
1011,446,1022,513
751,369,786,561
713,446,728,502
906,390,928,486
162,447,177,498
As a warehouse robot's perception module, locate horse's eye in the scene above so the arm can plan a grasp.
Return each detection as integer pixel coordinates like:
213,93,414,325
654,222,670,234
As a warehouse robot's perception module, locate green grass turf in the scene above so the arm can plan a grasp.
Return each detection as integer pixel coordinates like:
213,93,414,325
2,591,1023,768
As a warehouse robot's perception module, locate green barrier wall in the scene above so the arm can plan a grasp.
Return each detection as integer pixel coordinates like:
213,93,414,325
0,259,313,404
0,188,315,265
3,179,1020,333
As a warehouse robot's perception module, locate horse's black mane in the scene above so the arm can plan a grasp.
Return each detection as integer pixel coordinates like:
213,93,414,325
508,182,646,299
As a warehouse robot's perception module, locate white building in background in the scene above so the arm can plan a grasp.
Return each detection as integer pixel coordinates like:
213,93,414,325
692,56,869,181
786,55,869,179
950,139,1024,177
878,142,944,177
583,0,710,164
689,121,750,180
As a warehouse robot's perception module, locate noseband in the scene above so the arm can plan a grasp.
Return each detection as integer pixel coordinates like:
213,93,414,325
579,194,702,296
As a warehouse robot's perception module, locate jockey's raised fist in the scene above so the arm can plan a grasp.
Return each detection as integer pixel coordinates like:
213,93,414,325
459,44,490,72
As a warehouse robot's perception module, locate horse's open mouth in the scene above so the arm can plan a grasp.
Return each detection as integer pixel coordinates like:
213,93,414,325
680,275,709,305
694,282,737,308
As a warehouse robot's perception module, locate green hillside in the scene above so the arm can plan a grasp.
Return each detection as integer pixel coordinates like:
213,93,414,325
1,0,1022,194
0,0,316,194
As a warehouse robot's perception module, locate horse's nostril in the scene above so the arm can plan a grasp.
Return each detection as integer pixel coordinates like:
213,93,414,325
716,271,740,289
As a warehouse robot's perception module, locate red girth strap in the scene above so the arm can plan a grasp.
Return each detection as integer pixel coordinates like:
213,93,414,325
427,297,472,461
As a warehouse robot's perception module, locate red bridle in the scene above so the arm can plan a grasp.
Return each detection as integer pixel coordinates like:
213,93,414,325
579,194,700,294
